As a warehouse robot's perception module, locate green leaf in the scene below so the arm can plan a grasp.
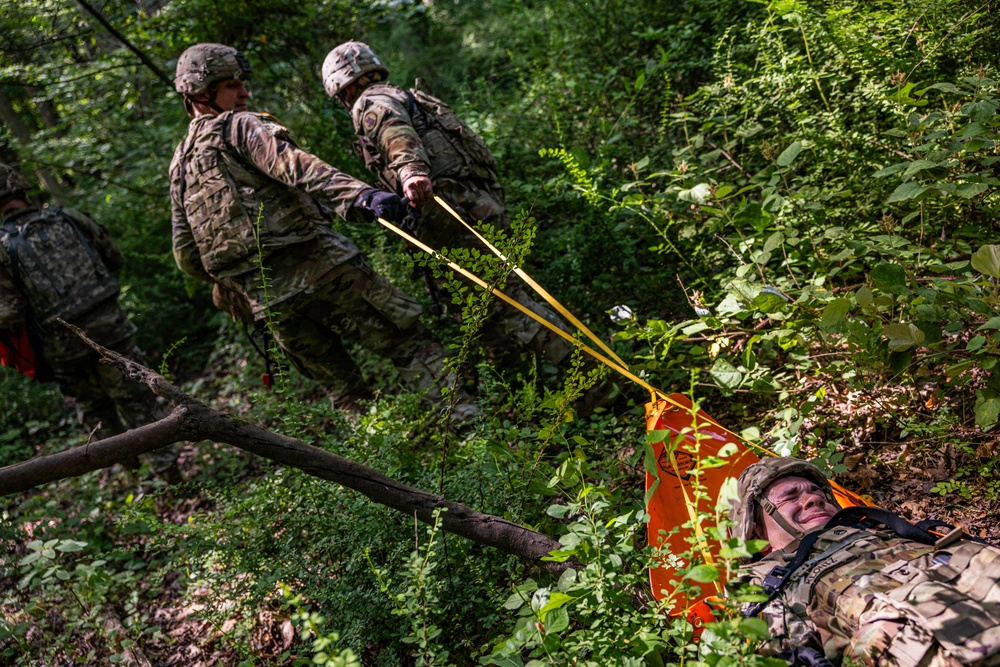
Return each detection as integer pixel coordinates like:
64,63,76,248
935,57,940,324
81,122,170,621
902,159,938,177
544,607,570,634
887,182,928,203
776,141,802,167
501,590,526,609
763,231,784,253
962,100,997,123
870,263,907,290
684,564,720,583
715,184,733,199
546,504,571,519
856,286,873,307
975,390,1000,430
643,441,659,475
922,82,961,93
734,201,772,233
820,298,851,330
541,549,576,563
710,358,743,390
754,292,787,314
484,656,524,667
739,617,771,640
872,163,908,178
972,245,1000,278
883,323,925,351
678,183,712,204
56,541,86,553
539,592,574,617
954,183,989,199
967,335,986,351
978,317,1000,331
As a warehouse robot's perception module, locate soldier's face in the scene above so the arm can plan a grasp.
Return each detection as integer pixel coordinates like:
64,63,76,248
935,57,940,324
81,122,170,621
760,476,839,549
212,79,251,112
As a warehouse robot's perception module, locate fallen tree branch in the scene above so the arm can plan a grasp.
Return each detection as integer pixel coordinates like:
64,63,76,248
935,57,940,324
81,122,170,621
0,321,568,572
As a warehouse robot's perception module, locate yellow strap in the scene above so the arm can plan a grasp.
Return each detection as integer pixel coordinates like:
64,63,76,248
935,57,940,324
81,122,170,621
431,195,630,370
377,217,691,408
378,217,768,457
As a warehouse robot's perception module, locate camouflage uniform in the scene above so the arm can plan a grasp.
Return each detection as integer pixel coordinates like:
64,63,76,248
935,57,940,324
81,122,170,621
169,107,456,404
323,43,573,365
0,203,176,472
732,458,1000,667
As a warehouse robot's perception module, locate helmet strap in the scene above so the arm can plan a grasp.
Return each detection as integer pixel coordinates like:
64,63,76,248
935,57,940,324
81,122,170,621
758,497,805,543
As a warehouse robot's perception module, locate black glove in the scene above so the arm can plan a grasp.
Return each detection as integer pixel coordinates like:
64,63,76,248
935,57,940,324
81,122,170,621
354,188,404,224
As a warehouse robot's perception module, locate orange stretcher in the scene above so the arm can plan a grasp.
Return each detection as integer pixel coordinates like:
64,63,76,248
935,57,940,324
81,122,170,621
645,396,870,625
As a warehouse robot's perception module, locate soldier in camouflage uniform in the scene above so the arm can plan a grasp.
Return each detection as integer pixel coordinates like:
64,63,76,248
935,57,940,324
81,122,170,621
321,42,574,367
0,164,179,480
170,44,476,417
730,456,1000,667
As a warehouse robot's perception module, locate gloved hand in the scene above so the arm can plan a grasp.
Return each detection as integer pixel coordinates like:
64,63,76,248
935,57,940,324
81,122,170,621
353,188,405,224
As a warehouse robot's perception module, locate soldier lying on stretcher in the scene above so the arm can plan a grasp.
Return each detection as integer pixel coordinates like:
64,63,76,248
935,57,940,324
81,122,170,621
729,457,1000,667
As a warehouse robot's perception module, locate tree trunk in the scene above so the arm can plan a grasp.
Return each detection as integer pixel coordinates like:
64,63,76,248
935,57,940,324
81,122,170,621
0,322,569,572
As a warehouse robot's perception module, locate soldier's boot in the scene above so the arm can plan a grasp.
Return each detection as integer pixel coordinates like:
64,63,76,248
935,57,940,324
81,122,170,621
396,345,480,424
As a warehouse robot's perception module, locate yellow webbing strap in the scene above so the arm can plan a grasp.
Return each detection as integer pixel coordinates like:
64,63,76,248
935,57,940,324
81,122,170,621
431,195,629,371
378,216,671,405
377,216,792,460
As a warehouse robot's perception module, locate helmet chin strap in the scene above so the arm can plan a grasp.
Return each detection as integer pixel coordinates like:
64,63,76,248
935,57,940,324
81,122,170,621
758,496,807,543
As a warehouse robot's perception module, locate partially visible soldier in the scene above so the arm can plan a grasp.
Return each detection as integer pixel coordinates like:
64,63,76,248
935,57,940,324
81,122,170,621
0,164,180,481
170,43,476,417
321,41,575,367
730,456,1000,667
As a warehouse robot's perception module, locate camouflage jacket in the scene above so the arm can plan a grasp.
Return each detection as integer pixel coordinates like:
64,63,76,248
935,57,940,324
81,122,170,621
0,205,122,331
350,82,501,196
170,111,371,317
738,525,1000,665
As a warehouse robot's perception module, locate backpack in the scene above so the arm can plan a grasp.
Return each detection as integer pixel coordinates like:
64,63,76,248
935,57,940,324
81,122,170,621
0,208,119,329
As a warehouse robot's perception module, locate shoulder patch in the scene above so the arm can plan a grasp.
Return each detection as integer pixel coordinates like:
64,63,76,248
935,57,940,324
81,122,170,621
363,111,378,132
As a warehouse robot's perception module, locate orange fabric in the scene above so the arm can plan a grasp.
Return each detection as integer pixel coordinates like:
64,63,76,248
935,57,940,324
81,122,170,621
645,395,759,610
645,396,870,614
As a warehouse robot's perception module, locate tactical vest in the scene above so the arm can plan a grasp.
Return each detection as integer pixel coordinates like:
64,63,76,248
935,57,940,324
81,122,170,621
0,207,119,327
173,112,324,278
353,83,499,193
741,526,1000,664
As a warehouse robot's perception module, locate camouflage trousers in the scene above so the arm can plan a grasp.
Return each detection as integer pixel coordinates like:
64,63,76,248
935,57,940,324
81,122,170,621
268,256,457,406
44,301,176,474
837,540,1000,667
413,182,574,366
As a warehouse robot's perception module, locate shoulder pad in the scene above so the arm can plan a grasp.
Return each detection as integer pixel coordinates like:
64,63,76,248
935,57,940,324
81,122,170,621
353,86,407,132
247,111,292,140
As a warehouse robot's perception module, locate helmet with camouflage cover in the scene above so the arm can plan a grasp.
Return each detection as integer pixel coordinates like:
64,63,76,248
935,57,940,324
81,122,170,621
731,457,837,542
321,41,389,99
174,43,251,95
0,163,30,201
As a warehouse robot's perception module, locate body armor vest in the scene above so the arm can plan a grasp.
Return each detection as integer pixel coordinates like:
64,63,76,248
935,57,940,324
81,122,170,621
0,207,119,326
353,83,499,194
173,112,326,278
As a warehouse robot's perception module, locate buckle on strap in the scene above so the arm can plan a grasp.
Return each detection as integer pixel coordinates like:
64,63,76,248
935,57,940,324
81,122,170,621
934,526,964,549
762,565,790,593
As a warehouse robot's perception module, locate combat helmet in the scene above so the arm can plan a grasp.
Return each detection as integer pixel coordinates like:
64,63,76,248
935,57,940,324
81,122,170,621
322,41,388,99
731,457,837,542
0,164,30,201
174,43,251,95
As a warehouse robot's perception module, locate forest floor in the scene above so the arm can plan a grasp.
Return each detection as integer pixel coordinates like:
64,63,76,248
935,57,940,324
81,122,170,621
3,345,999,665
